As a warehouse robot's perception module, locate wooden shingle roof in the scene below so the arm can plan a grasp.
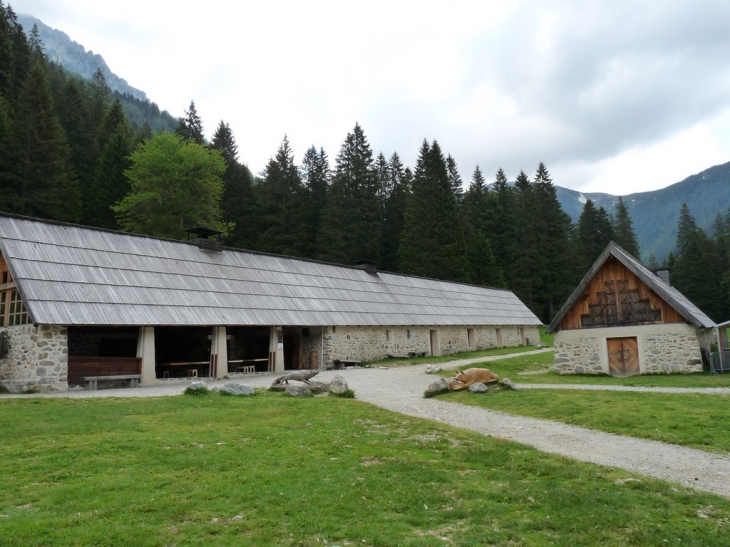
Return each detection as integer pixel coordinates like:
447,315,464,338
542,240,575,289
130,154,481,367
0,214,542,328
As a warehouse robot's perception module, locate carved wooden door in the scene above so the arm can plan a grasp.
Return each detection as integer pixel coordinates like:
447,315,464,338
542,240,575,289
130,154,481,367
607,337,639,376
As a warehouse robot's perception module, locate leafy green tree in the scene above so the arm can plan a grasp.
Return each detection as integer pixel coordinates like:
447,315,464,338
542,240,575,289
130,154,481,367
114,132,227,239
318,123,380,264
11,59,80,221
612,196,640,257
175,100,205,145
256,136,313,257
210,120,257,249
399,140,469,281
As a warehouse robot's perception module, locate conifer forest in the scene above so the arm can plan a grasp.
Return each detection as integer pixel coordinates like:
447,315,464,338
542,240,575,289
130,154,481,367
1,5,729,324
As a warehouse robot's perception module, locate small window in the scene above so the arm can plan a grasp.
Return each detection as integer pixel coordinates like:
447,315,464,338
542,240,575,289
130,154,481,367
4,289,29,327
385,330,389,341
407,329,411,340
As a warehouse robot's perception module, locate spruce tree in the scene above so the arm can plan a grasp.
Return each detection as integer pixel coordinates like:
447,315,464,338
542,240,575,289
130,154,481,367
210,120,258,250
672,204,720,320
530,163,572,321
613,196,640,257
318,123,380,264
11,59,81,221
398,140,469,282
256,136,313,257
576,199,612,272
379,153,409,272
462,166,502,286
87,117,133,229
301,145,329,247
175,100,205,145
446,154,464,203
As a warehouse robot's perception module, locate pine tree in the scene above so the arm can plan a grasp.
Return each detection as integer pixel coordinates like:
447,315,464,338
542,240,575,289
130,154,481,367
318,123,380,264
576,199,612,272
529,163,572,321
256,136,313,257
87,116,133,229
175,100,205,145
379,153,409,272
462,166,502,286
398,140,469,281
301,145,329,247
612,196,640,257
672,203,719,320
210,121,257,249
446,154,464,203
11,59,81,221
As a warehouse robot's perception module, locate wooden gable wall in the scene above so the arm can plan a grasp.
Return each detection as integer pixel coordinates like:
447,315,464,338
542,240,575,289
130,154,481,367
559,256,686,331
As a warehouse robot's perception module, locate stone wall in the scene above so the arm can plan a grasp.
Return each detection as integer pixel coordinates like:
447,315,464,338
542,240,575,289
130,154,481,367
553,323,704,375
0,325,68,392
554,335,603,374
322,325,538,368
643,328,703,373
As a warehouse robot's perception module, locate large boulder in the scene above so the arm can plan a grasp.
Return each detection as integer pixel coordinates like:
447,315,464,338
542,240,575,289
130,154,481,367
468,382,488,393
188,381,208,392
329,375,349,394
220,383,254,396
424,378,449,397
500,378,519,391
285,385,311,397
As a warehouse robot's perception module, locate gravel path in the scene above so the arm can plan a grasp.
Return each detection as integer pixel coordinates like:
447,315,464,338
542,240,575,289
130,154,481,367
4,349,730,499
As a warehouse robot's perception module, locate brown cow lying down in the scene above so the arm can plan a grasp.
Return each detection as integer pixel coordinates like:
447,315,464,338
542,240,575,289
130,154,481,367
447,368,500,390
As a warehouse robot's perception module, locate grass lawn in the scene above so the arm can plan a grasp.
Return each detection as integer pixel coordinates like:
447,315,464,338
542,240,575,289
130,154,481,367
436,353,730,453
466,352,730,388
363,344,540,367
1,393,729,546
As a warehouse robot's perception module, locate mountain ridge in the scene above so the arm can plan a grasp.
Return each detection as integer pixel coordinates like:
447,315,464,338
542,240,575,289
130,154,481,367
18,14,148,101
555,162,730,262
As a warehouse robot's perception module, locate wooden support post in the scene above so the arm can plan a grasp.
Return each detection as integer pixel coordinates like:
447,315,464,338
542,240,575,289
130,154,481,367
210,326,228,379
269,326,285,372
137,326,156,386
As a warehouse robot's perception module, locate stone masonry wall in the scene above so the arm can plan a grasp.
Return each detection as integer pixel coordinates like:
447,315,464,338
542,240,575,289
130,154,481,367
643,329,703,373
554,335,603,374
322,325,538,368
554,323,704,375
0,325,68,392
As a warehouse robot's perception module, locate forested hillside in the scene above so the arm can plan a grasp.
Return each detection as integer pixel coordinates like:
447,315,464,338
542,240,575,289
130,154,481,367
1,4,729,324
556,163,730,262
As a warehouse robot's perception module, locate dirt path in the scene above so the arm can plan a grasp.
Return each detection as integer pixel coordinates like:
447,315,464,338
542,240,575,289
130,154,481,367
4,349,730,498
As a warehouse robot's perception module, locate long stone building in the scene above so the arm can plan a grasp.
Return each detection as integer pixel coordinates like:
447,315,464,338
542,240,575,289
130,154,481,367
547,241,715,376
0,214,541,392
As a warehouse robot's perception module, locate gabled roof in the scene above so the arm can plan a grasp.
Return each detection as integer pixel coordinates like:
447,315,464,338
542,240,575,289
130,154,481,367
0,214,542,328
546,241,715,333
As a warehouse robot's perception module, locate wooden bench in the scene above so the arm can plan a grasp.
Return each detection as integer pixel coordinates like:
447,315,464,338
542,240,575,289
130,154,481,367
83,374,142,390
68,356,142,389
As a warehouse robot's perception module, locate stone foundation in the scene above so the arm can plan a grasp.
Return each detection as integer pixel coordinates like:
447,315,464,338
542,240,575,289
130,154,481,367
553,323,704,375
0,325,68,392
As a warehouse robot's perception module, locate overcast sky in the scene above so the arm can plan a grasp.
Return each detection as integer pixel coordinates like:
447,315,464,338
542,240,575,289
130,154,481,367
14,0,730,194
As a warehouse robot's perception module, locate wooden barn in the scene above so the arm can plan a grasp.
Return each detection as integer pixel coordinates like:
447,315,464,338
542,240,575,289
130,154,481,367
0,214,541,392
547,242,715,376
